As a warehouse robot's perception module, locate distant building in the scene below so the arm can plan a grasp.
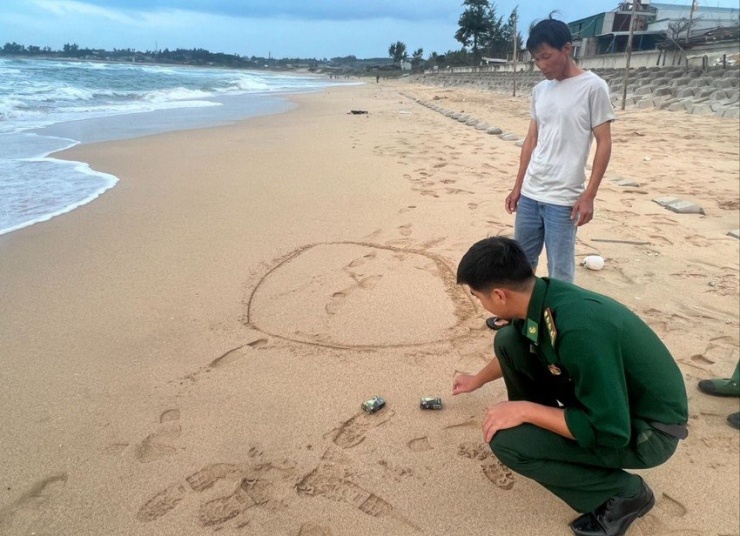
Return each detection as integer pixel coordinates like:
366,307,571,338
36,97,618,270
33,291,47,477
568,1,740,57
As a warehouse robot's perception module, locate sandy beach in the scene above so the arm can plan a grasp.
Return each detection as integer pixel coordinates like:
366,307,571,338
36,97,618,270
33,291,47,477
0,80,738,535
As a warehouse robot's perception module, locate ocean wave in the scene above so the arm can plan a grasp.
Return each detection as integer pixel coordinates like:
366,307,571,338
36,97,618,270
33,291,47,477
0,59,346,237
143,86,218,102
0,157,118,236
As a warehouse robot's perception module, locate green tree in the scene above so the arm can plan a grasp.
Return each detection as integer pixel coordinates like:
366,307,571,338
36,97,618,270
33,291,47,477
3,42,26,54
475,6,523,61
411,48,424,70
62,43,80,57
455,0,494,65
443,49,472,67
500,7,524,60
388,41,408,64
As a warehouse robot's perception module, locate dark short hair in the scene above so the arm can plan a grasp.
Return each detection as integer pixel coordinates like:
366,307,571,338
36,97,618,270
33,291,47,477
526,17,572,52
457,237,535,292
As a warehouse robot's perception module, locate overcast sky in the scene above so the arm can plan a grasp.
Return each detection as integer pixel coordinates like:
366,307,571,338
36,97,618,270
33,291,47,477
1,1,736,59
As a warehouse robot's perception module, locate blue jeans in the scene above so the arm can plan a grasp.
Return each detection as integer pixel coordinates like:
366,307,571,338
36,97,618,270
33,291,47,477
514,195,577,283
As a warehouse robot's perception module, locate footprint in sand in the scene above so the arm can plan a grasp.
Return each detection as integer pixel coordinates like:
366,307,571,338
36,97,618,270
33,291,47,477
325,272,382,316
407,436,434,452
199,475,272,526
684,234,712,248
398,224,413,237
332,410,395,449
135,409,182,463
138,458,294,528
137,462,243,522
296,462,394,519
298,523,333,536
357,274,382,290
0,474,68,532
137,484,189,522
325,292,346,316
457,442,515,490
346,252,376,269
634,493,694,535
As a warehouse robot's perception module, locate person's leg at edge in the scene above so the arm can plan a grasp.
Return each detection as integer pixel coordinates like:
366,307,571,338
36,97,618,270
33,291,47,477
514,195,545,274
486,196,545,330
542,201,577,283
698,360,740,397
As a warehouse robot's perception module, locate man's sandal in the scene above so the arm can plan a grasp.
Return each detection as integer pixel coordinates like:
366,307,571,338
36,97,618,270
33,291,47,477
485,317,509,331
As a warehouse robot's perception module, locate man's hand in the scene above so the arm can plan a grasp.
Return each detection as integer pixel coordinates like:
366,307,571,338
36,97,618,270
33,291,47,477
571,193,595,226
505,188,521,214
482,401,575,442
482,401,527,443
452,373,481,396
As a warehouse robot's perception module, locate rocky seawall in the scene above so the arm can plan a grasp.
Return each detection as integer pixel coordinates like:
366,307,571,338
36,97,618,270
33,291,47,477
413,65,740,119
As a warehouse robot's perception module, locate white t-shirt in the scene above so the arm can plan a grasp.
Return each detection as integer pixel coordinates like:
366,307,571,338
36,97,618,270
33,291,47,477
521,71,615,206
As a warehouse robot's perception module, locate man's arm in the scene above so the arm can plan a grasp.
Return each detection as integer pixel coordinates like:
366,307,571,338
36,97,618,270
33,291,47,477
452,357,503,395
505,119,538,214
482,401,575,443
570,120,612,226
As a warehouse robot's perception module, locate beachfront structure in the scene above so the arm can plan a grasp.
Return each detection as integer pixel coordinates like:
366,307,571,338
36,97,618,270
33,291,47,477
569,1,740,57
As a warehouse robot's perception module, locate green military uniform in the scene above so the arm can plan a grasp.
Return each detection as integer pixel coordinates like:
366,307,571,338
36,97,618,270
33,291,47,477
489,277,688,513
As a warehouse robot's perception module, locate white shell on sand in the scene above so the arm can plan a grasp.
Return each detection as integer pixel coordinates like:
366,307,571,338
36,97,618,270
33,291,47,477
582,255,605,270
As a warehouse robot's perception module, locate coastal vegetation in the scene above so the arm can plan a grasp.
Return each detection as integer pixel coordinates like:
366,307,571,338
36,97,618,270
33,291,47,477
1,0,522,75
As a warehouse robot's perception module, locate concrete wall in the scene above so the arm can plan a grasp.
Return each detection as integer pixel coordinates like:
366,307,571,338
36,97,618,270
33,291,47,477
414,61,740,119
578,41,740,70
436,40,739,73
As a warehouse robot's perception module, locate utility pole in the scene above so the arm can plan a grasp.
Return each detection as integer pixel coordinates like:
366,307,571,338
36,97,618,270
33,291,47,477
621,0,639,111
512,7,518,97
687,0,698,41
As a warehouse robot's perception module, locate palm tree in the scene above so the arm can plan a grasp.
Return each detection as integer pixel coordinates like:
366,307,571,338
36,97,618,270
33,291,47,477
388,41,408,64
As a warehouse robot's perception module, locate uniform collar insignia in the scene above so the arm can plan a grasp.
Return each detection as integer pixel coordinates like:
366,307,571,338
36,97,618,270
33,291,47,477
544,307,558,346
523,278,548,344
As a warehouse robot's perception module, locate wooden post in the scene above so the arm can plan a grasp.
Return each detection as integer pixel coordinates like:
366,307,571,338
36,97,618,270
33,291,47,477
512,8,518,97
621,0,639,111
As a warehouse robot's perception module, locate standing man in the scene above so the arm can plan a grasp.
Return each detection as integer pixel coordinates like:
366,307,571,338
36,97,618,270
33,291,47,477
454,237,688,536
505,17,615,283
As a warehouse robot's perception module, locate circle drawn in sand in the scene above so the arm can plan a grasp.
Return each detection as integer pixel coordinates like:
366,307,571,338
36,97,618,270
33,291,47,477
246,242,475,348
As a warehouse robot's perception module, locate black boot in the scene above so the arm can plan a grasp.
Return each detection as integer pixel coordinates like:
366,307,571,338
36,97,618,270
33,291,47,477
569,477,655,536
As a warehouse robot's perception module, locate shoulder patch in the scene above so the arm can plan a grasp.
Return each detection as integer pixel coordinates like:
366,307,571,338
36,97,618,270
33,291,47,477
544,308,558,346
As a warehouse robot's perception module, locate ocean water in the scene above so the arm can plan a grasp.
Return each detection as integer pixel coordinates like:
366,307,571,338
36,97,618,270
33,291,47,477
0,58,351,236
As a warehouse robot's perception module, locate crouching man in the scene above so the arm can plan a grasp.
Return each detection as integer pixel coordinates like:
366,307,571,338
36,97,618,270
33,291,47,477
453,237,688,536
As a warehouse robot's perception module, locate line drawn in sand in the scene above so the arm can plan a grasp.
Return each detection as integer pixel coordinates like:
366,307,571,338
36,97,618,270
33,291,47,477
244,241,478,350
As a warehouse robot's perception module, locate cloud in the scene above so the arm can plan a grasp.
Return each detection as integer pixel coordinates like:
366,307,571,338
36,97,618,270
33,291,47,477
33,0,139,24
48,0,461,22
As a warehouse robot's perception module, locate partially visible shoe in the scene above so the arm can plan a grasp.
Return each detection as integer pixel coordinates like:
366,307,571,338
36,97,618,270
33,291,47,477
570,477,655,536
697,378,740,397
728,412,740,430
485,316,509,331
